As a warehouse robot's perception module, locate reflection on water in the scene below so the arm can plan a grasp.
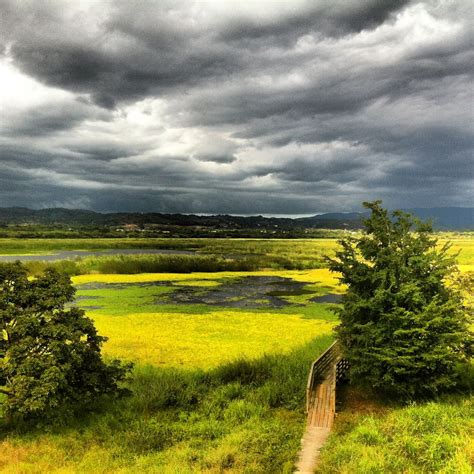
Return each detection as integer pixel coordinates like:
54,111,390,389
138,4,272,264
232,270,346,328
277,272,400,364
0,248,195,262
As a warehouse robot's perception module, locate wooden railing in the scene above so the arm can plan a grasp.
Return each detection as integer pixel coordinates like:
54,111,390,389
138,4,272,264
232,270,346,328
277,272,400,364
305,340,348,413
336,358,350,382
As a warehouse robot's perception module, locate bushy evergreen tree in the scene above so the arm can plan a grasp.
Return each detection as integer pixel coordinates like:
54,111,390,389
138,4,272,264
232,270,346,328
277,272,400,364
0,262,132,422
328,201,472,398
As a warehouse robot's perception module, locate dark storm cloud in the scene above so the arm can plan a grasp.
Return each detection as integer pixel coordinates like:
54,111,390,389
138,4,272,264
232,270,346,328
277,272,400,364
0,0,472,213
1,0,242,107
0,0,411,108
220,0,411,44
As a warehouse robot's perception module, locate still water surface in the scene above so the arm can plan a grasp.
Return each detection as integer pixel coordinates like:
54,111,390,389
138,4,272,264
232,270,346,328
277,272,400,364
0,248,194,261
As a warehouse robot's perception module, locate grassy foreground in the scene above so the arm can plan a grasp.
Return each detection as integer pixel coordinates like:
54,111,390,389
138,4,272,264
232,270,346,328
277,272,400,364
0,336,334,473
317,389,473,473
0,236,472,472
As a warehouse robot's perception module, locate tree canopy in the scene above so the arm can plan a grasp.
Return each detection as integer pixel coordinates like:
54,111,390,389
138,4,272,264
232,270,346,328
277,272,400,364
328,201,472,398
0,262,131,422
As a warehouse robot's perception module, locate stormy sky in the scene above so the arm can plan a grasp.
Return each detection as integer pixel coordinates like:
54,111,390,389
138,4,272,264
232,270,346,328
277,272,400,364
0,1,472,215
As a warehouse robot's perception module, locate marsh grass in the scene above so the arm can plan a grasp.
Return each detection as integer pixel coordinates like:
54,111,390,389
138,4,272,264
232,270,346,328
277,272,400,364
70,272,338,367
90,308,336,367
22,253,307,276
6,236,472,278
1,235,471,263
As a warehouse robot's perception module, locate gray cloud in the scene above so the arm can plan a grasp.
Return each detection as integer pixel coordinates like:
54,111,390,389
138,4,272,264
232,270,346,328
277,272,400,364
0,0,472,214
220,0,411,44
0,0,413,108
3,100,103,137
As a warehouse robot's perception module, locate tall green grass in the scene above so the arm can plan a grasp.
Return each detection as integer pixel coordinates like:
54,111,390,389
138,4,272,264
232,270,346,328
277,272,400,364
23,253,308,276
0,335,333,473
316,394,473,473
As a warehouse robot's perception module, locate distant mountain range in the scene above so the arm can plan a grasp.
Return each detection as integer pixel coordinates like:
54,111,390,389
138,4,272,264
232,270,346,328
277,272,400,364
299,207,474,230
0,207,472,230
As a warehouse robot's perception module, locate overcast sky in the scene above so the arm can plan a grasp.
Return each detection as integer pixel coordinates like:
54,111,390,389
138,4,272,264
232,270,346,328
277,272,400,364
0,0,472,215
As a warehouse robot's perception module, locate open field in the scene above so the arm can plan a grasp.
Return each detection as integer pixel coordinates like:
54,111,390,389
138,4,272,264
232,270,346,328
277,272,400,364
0,236,472,472
72,270,340,367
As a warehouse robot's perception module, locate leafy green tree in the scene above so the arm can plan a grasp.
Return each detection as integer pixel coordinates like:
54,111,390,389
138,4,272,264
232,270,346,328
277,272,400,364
328,201,472,398
0,262,132,421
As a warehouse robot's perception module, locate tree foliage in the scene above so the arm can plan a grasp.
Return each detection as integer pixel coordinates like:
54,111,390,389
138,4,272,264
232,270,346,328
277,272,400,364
0,262,132,421
328,201,472,398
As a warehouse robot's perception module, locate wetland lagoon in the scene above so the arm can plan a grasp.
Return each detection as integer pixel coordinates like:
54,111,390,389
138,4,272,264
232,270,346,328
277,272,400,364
0,236,472,472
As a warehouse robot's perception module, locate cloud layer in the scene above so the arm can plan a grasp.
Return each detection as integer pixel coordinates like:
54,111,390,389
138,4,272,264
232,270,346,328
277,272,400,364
0,0,472,214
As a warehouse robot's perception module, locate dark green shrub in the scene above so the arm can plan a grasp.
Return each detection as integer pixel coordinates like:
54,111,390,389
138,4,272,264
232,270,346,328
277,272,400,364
0,262,131,422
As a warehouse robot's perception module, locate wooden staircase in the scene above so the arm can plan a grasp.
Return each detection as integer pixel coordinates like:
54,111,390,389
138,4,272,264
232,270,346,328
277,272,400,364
295,341,349,473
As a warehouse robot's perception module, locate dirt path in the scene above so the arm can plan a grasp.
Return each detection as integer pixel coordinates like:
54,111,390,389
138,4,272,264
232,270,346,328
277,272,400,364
295,425,331,473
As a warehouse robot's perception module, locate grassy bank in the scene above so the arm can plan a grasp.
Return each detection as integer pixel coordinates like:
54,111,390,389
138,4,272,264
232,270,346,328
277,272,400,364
317,388,473,473
0,335,333,473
